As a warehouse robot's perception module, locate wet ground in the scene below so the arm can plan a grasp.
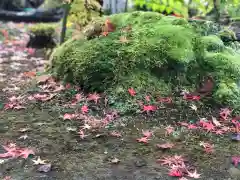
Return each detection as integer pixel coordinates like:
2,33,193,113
0,23,240,180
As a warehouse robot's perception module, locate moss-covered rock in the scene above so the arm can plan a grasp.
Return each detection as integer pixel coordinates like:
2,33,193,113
50,11,240,109
27,23,58,48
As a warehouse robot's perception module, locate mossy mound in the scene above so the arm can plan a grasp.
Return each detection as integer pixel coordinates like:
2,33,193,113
27,23,58,48
50,11,240,109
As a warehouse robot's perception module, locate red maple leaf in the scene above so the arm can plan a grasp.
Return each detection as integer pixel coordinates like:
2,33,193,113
142,105,157,113
219,108,232,120
187,124,198,129
105,18,115,32
136,137,149,144
203,122,215,132
214,129,224,135
200,142,214,154
183,94,200,101
109,131,122,137
78,129,88,139
178,122,189,127
142,130,153,138
232,156,240,167
63,113,76,120
65,83,71,89
157,157,174,166
145,95,151,102
3,176,12,180
165,126,175,135
81,105,89,114
75,93,84,102
87,93,101,104
128,88,136,96
168,169,183,177
172,13,183,18
19,148,35,159
101,31,109,36
158,97,172,103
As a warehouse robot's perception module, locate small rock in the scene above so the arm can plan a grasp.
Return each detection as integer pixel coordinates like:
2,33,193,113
37,163,52,173
228,167,240,178
134,158,147,167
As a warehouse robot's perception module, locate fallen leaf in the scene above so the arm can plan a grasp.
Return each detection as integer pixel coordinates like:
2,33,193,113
187,124,198,129
142,105,157,113
81,105,89,114
156,142,174,149
168,169,183,177
32,156,47,165
232,156,240,167
19,134,28,140
119,36,129,43
187,169,201,179
219,108,232,120
145,95,151,102
212,116,221,127
128,88,136,96
109,131,122,137
63,113,77,120
36,74,51,84
3,176,12,180
81,124,91,130
111,157,120,164
136,137,149,144
19,148,35,159
158,97,172,103
87,93,101,104
78,129,88,139
23,71,36,78
165,126,174,135
199,142,214,154
190,104,197,111
142,130,153,138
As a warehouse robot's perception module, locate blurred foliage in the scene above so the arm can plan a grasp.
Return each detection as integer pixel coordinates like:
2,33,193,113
67,0,102,29
28,23,58,36
133,0,240,19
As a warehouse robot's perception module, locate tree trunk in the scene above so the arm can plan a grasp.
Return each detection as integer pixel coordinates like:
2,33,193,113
213,0,221,22
60,3,71,44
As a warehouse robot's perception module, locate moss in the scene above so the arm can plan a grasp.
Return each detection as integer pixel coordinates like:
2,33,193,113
28,23,57,36
50,11,240,109
217,29,237,42
214,80,240,111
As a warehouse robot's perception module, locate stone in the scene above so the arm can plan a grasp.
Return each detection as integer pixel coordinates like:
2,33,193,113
228,167,240,178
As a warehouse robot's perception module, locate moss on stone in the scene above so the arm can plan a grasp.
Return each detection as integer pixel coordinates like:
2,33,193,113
50,11,240,109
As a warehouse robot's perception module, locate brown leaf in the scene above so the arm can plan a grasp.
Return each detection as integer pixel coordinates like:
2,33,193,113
36,75,51,84
119,36,129,43
156,142,174,149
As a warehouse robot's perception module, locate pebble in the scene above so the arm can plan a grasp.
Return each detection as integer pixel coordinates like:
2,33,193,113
134,158,147,167
228,167,240,178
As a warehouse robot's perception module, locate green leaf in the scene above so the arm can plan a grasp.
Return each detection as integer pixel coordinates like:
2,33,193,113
159,5,166,12
166,7,173,14
152,4,159,11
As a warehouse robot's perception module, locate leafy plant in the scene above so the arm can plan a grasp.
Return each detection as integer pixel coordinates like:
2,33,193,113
133,0,240,20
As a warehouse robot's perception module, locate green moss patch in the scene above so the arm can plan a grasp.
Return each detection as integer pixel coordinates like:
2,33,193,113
50,11,240,110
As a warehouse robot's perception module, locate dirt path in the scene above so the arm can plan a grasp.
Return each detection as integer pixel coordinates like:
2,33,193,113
0,23,239,180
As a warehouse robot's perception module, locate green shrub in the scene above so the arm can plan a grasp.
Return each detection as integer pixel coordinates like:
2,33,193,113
50,11,240,109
